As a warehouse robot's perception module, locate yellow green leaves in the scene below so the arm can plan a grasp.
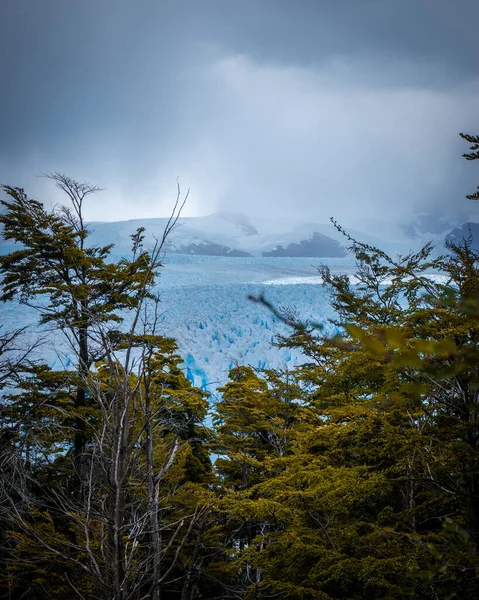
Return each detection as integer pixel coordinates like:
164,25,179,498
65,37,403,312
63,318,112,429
345,322,457,370
0,185,158,329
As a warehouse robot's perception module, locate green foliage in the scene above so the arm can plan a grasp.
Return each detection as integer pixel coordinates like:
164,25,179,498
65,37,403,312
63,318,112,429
211,223,479,598
0,178,215,600
2,134,479,599
460,132,479,199
0,184,154,328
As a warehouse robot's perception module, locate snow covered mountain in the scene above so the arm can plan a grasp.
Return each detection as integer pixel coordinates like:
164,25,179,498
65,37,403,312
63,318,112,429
87,212,398,258
445,222,479,250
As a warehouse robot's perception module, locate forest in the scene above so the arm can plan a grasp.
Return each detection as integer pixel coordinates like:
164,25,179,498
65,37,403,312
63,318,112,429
1,133,479,600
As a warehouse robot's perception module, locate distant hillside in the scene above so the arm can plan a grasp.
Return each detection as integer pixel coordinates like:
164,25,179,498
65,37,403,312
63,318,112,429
0,210,430,259
86,212,394,258
445,222,479,250
167,240,252,257
262,231,346,257
401,212,458,238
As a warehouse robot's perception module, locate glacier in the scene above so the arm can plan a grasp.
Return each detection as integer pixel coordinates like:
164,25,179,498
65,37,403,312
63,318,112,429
1,210,452,396
0,254,353,394
0,251,450,395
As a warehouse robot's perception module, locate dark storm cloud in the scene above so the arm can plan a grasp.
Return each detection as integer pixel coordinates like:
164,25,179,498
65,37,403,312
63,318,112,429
1,0,478,231
193,0,479,83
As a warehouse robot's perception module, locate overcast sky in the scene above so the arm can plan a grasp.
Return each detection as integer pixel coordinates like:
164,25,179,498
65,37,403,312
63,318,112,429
1,0,478,230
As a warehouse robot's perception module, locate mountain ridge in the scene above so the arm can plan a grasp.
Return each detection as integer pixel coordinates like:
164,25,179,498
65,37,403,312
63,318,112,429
86,212,387,258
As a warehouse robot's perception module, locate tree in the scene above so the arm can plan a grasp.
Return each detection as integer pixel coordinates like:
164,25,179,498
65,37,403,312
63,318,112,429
211,367,308,597
3,128,479,599
0,177,217,600
460,132,479,200
211,229,479,598
2,335,213,600
0,175,165,476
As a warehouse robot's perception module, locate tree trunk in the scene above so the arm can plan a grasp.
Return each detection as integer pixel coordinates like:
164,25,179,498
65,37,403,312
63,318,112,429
146,397,162,600
74,322,89,490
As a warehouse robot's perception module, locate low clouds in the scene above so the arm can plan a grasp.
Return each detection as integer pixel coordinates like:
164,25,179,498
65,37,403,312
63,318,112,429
142,53,479,230
1,1,479,234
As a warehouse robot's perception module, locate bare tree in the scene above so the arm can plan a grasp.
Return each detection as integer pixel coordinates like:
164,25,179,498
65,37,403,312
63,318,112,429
1,178,214,600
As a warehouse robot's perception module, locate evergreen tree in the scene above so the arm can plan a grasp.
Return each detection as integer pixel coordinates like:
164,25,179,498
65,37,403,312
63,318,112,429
460,132,479,199
212,234,479,599
3,130,479,599
0,178,216,600
0,176,158,473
